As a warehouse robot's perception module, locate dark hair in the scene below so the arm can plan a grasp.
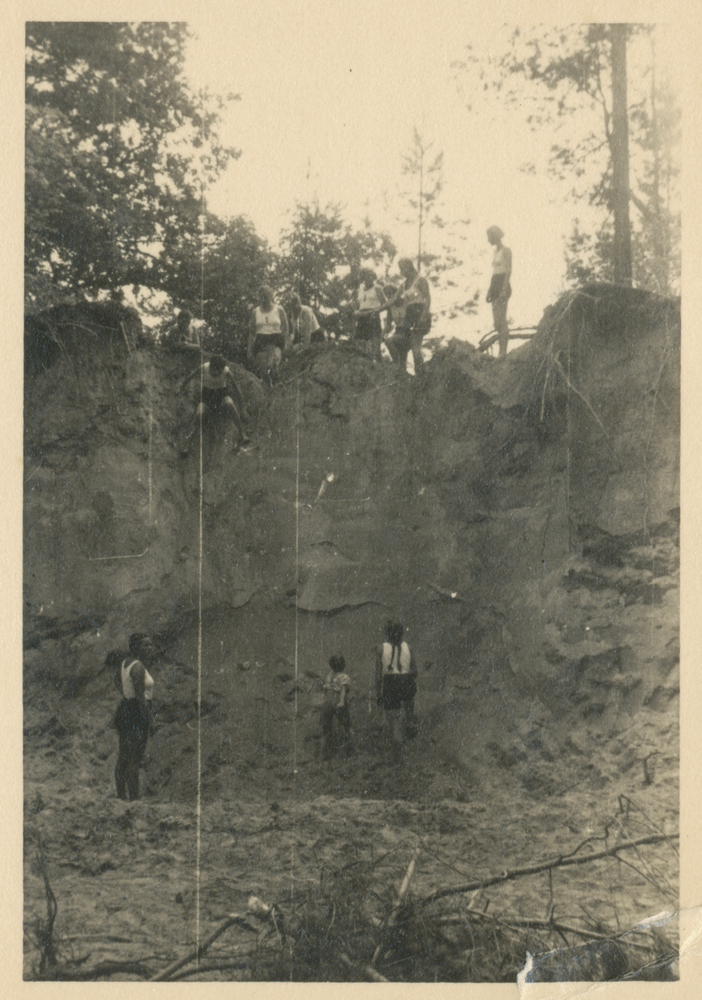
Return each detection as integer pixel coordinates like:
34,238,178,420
128,633,150,656
178,309,192,323
329,654,346,672
384,620,404,645
209,354,226,374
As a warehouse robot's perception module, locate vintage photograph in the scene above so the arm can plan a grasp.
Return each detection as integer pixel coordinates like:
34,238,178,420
22,14,681,984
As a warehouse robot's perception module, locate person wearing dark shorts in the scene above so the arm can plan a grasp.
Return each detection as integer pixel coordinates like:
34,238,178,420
248,285,289,381
181,354,251,449
385,258,432,373
110,633,155,801
375,620,417,744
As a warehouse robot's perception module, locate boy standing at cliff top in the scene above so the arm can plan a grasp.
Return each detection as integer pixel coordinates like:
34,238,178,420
486,226,512,359
321,654,353,759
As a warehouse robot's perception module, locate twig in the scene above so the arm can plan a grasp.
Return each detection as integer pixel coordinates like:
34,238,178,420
340,953,389,982
371,847,421,966
422,833,678,906
148,914,257,982
427,581,463,601
169,960,249,981
437,910,659,951
550,355,622,469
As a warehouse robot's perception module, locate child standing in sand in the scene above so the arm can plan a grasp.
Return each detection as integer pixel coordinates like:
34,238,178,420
321,655,353,759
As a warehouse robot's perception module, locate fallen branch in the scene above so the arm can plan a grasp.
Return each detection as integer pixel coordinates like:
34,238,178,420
550,355,623,469
372,847,421,966
427,581,463,601
148,913,258,982
437,910,657,949
340,953,389,982
422,833,678,906
169,961,249,981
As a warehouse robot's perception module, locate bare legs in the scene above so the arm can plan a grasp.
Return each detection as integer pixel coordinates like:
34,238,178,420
492,299,509,359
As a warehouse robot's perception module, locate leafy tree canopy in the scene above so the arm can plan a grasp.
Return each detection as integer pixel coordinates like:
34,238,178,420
26,22,240,306
274,203,397,312
455,24,680,294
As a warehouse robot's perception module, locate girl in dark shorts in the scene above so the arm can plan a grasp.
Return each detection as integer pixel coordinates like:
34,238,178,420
385,258,432,373
375,620,417,743
182,355,251,448
248,285,289,380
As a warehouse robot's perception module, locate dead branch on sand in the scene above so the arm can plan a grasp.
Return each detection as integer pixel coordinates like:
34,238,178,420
422,832,678,906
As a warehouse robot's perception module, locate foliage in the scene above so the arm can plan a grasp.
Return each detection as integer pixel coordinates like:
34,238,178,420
25,22,240,304
397,129,476,316
273,202,397,312
455,24,680,294
157,212,274,360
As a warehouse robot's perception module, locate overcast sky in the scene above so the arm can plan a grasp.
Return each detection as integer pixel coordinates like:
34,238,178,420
183,6,681,343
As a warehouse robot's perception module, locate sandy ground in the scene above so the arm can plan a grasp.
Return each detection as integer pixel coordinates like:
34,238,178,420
23,602,679,982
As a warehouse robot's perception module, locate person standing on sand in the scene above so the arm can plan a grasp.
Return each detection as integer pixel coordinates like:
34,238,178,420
486,226,512,359
321,654,353,759
375,620,417,744
111,633,155,801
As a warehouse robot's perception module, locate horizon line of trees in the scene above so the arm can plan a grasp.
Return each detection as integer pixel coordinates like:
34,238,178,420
26,21,680,356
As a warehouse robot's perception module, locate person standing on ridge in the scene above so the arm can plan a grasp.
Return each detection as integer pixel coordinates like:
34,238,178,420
289,294,323,351
385,258,431,373
111,633,156,801
375,620,417,744
321,654,353,759
486,225,512,359
248,285,289,381
354,268,386,362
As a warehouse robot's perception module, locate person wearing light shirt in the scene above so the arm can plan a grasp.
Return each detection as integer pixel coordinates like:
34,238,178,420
486,226,512,359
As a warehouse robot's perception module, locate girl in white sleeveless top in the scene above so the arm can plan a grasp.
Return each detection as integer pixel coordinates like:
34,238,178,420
354,268,385,361
375,620,417,743
111,633,155,800
248,285,289,380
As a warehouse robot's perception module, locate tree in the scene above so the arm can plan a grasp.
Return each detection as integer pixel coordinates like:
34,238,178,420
197,215,274,360
275,203,348,309
397,128,476,318
273,202,396,311
25,22,239,305
400,128,444,273
609,24,632,284
456,24,680,294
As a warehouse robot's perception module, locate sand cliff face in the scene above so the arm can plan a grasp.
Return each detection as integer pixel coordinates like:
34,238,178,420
24,287,679,722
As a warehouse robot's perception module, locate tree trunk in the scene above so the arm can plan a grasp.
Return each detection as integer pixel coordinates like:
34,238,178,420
610,24,632,286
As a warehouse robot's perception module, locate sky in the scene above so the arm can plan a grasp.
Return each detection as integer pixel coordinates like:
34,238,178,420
182,5,681,345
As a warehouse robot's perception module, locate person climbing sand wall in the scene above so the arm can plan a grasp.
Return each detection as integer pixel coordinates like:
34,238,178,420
321,654,353,759
110,633,155,801
486,225,512,359
180,354,251,455
375,620,417,745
